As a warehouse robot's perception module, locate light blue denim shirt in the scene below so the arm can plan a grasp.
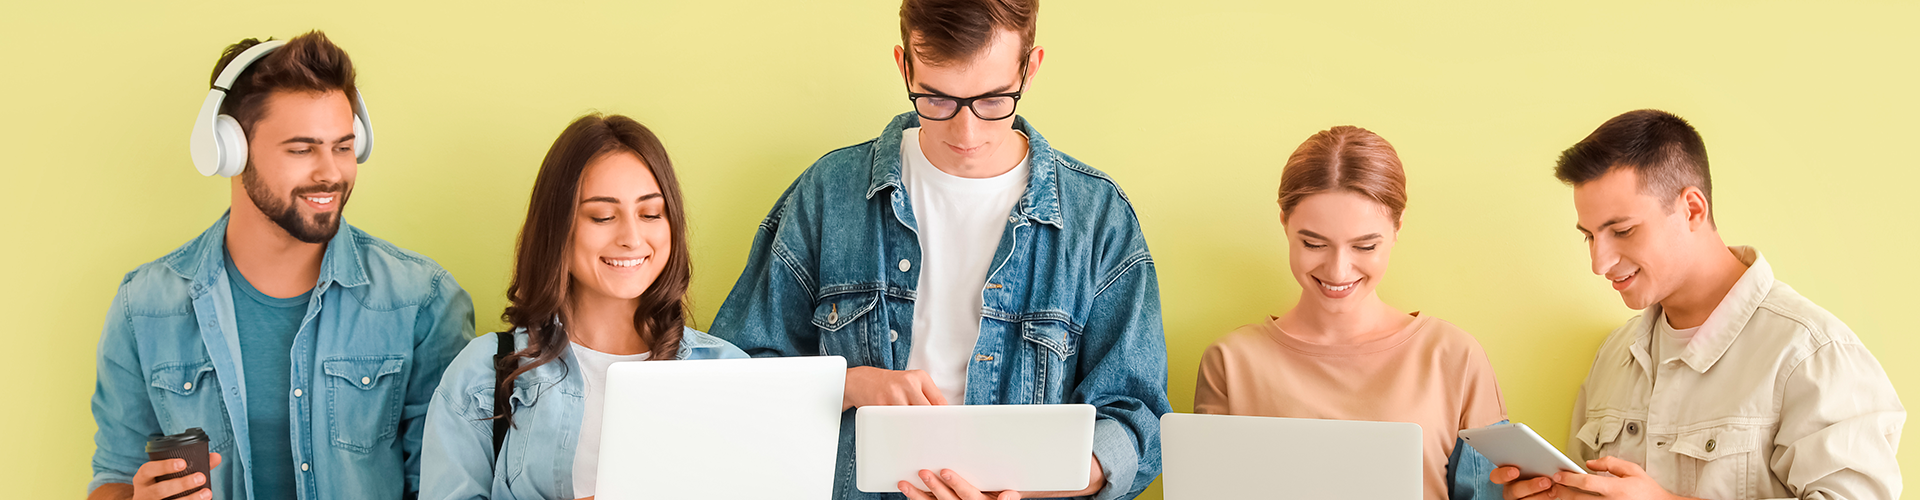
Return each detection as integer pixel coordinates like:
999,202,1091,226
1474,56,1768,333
419,326,748,500
713,112,1172,500
89,212,475,500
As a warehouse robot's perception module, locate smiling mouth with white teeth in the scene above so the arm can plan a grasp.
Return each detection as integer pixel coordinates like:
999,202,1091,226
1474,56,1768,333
602,257,647,268
1317,278,1358,291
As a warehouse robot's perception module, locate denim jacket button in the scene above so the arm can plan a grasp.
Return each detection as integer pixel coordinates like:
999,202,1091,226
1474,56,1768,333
1626,422,1639,435
183,382,193,391
898,259,911,272
293,388,303,398
301,462,310,472
889,330,899,342
1705,439,1717,452
1008,216,1019,223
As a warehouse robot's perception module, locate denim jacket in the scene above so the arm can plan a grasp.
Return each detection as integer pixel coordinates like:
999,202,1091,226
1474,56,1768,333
419,326,748,500
89,212,475,500
713,112,1172,500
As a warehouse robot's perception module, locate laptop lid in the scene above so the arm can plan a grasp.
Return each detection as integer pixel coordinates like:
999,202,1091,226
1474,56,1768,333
595,356,847,500
1160,413,1422,500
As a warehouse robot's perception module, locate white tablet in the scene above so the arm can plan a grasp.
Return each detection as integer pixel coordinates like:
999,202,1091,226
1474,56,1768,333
1457,422,1587,479
1160,413,1422,500
855,404,1095,493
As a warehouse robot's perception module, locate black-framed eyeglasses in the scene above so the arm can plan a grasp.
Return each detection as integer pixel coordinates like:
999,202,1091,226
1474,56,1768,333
904,58,1029,121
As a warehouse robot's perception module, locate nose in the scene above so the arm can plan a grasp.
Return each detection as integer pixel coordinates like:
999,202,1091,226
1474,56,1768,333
313,146,344,185
614,212,643,250
1590,237,1617,276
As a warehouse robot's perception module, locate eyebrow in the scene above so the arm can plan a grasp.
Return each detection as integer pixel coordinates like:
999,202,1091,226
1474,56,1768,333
1296,229,1383,242
280,134,355,146
580,193,664,205
916,82,1019,98
1576,216,1632,234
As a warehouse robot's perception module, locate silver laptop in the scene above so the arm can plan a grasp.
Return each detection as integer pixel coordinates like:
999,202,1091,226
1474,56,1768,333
595,356,847,500
1160,413,1423,499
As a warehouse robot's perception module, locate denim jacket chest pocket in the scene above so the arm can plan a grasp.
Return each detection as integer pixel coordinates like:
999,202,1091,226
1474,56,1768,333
1014,319,1078,403
813,291,881,367
148,360,234,449
321,355,407,453
1577,414,1647,462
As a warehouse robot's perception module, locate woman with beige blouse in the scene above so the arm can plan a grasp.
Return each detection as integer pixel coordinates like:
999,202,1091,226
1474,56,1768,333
1194,125,1507,500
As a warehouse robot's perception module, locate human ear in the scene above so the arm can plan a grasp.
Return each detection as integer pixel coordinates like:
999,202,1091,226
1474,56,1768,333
1024,46,1046,86
894,45,911,88
1680,186,1711,230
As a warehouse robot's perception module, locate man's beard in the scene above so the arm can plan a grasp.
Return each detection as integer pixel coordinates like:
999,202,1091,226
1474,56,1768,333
242,166,350,245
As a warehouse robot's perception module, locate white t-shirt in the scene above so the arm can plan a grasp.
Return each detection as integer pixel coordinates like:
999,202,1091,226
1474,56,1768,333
1651,312,1699,386
570,342,649,498
899,127,1029,405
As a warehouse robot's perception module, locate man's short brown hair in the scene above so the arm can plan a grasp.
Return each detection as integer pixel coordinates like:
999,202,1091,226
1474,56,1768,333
899,0,1037,67
210,30,358,136
1554,109,1714,223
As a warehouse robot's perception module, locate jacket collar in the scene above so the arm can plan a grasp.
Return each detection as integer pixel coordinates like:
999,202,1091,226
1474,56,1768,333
161,211,371,292
865,112,1064,228
1628,246,1773,375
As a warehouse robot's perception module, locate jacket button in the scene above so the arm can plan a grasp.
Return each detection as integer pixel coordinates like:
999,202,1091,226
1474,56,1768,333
361,376,372,385
1626,422,1638,435
301,462,310,472
293,389,303,398
1008,216,1019,223
898,259,912,272
1705,439,1716,452
889,330,898,342
183,382,193,391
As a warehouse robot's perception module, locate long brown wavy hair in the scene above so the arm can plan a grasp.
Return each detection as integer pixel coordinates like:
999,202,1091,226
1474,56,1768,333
495,113,692,427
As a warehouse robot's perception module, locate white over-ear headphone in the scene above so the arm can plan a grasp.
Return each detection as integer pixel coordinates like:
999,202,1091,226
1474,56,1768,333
189,39,375,177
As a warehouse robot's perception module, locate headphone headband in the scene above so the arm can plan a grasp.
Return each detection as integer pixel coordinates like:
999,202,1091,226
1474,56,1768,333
211,39,287,92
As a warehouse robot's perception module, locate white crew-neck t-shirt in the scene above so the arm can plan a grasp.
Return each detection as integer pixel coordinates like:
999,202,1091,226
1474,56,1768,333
1651,312,1699,386
570,342,649,498
899,127,1029,405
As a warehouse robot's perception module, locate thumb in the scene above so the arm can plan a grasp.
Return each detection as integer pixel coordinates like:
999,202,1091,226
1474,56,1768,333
210,451,223,469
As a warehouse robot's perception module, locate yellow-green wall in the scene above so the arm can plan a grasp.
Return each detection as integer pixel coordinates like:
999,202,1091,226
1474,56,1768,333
4,1,1914,498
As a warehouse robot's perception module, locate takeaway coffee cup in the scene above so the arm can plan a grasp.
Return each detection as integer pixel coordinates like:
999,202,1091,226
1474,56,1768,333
145,428,211,499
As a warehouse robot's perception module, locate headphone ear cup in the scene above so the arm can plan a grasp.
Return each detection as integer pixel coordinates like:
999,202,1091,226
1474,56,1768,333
352,114,369,163
212,114,248,177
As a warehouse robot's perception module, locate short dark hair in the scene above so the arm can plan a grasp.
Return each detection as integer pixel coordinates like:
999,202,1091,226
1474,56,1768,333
210,30,357,136
1554,109,1713,223
899,0,1037,66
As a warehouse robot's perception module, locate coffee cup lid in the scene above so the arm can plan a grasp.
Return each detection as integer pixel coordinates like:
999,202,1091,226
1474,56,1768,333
146,428,210,453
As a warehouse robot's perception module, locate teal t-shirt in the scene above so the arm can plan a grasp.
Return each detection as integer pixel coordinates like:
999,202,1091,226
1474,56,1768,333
224,251,307,500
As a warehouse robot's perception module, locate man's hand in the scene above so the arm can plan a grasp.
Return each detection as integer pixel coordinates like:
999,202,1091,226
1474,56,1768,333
1548,457,1696,500
898,455,1104,500
843,366,947,411
89,452,224,500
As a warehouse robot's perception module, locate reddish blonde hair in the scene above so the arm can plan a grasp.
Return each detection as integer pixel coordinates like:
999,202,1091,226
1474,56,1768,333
1278,126,1408,227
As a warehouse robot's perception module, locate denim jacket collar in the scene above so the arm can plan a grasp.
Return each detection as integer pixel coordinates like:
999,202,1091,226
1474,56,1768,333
864,112,1064,228
159,211,372,295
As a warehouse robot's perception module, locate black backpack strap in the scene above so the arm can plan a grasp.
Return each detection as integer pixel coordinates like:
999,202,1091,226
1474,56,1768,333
491,331,517,462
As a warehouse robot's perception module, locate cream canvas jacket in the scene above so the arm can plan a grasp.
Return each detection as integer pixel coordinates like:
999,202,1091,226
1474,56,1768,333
1568,247,1903,500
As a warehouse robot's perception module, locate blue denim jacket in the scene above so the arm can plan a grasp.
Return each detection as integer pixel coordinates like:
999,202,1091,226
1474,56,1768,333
419,326,748,500
713,113,1172,500
89,213,474,500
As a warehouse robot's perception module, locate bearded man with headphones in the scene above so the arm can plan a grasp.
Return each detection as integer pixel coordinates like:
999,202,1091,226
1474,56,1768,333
88,31,473,500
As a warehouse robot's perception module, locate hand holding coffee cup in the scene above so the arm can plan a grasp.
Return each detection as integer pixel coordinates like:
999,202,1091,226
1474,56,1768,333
133,428,223,500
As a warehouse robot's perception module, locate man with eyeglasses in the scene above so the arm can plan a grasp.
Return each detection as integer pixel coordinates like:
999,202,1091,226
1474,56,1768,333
713,0,1169,499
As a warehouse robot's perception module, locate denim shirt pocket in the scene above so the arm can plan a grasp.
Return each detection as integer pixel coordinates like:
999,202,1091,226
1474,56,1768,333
812,291,879,367
148,360,233,448
1017,319,1077,403
1671,426,1760,499
322,355,407,453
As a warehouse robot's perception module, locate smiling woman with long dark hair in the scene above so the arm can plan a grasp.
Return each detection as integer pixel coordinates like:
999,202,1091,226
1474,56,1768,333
419,113,746,500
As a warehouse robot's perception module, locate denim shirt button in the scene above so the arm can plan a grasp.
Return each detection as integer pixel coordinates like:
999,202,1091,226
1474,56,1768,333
1008,215,1019,223
293,388,303,398
301,462,310,472
183,382,193,391
889,330,899,342
898,259,911,272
